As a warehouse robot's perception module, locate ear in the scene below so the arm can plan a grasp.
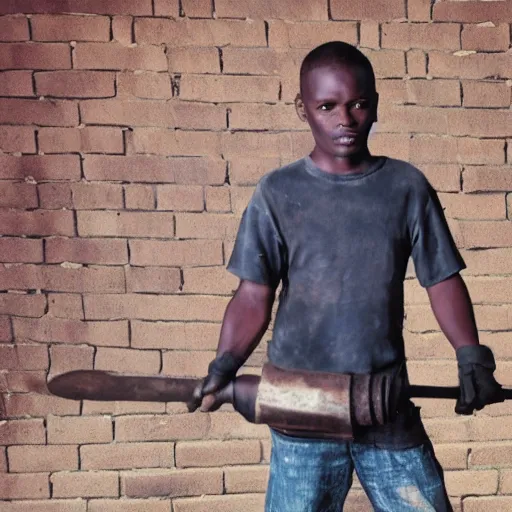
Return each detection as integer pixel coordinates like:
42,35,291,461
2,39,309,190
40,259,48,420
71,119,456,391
373,92,379,123
295,94,307,122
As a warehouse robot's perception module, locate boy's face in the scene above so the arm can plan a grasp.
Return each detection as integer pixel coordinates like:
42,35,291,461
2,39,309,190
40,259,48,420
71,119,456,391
296,62,378,167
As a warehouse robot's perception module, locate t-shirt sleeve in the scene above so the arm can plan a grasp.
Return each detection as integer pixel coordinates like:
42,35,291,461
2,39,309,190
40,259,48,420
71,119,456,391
227,182,285,288
410,184,466,288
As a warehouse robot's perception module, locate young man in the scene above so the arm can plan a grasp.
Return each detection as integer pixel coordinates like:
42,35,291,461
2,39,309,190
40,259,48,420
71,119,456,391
192,42,504,511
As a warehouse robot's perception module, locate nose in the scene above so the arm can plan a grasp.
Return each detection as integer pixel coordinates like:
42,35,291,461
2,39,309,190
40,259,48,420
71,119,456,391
337,106,355,127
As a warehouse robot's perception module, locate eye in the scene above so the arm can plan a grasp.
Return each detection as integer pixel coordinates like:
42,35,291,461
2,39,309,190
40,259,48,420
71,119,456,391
318,103,335,111
352,101,368,110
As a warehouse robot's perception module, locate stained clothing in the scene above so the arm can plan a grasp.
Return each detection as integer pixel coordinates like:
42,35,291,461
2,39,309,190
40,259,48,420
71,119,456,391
227,156,466,448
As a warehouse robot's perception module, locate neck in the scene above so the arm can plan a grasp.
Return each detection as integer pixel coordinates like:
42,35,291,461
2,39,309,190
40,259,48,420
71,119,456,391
310,148,375,175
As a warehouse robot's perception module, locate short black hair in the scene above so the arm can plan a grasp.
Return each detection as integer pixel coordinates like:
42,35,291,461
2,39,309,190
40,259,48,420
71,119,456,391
300,41,376,94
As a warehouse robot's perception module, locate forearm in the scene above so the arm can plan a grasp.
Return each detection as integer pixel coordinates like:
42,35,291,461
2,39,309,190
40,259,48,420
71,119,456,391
426,273,479,350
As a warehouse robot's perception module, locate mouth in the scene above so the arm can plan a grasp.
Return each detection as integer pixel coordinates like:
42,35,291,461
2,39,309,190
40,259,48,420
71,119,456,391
332,135,357,146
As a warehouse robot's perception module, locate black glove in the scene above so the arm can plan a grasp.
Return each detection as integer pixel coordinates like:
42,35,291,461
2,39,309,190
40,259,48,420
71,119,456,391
187,352,242,412
455,345,505,415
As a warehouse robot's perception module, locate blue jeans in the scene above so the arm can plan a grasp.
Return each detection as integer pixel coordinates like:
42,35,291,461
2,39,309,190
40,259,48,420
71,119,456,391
265,430,452,512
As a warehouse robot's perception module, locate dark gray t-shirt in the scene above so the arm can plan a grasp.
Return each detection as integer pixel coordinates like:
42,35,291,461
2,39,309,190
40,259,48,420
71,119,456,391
228,156,465,447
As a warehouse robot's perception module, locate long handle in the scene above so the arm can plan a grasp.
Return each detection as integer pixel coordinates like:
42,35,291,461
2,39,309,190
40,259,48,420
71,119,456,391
409,385,512,400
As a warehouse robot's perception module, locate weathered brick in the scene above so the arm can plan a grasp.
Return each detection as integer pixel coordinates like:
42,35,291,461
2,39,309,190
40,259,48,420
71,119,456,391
0,419,45,444
221,47,279,75
462,81,511,108
0,15,29,41
47,415,112,444
433,1,512,23
175,213,239,240
161,350,214,377
0,155,81,180
0,344,48,370
8,445,78,472
36,71,115,98
360,21,380,49
0,182,37,208
126,266,180,293
95,347,160,374
115,413,210,441
176,440,260,468
446,109,512,138
133,129,221,156
168,47,220,73
406,79,461,106
0,70,33,95
433,444,468,470
88,498,170,512
0,42,71,69
0,293,46,318
470,442,512,467
47,292,84,319
182,267,237,295
31,14,110,41
0,473,49,499
0,264,41,291
228,158,280,186
222,132,291,159
73,183,123,210
74,43,167,71
0,315,12,341
361,49,406,78
429,52,511,80
0,98,78,126
5,370,47,394
462,23,510,52
229,103,304,131
38,182,72,209
215,0,326,20
224,465,269,494
0,210,74,237
0,125,35,152
46,238,127,265
439,193,506,220
117,72,172,99
446,469,498,496
208,412,269,440
173,494,265,512
406,49,427,77
407,0,431,22
331,1,406,19
157,185,204,212
0,500,87,512
464,496,512,512
382,22,460,50
131,321,219,350
460,221,512,249
463,166,512,194
39,127,123,154
135,19,266,47
42,266,125,293
112,15,132,45
0,0,152,15
124,185,155,210
206,187,231,213
5,393,80,417
49,344,94,376
51,471,119,498
181,0,211,18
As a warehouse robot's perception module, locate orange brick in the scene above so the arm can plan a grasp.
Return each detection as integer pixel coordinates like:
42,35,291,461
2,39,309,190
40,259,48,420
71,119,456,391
174,158,225,185
445,469,498,496
464,166,512,193
462,81,511,108
49,344,94,376
83,400,166,416
124,185,155,210
229,103,304,131
376,79,408,105
42,266,125,293
74,43,167,71
0,182,37,208
8,445,78,472
176,440,260,468
0,1,153,15
47,415,112,444
360,21,380,49
81,442,174,470
112,15,132,45
175,213,239,240
420,164,461,192
131,321,219,350
157,185,204,211
161,350,214,377
117,72,172,100
0,98,78,126
0,125,35,152
0,500,87,512
206,187,231,213
95,347,160,374
429,52,511,79
433,2,512,23
228,158,280,186
447,109,512,138
36,71,115,98
470,442,512,467
72,182,124,209
208,412,269,440
221,47,279,75
0,15,29,41
129,240,223,267
408,0,431,21
31,14,110,42
222,132,291,159
331,0,405,20
5,370,47,394
382,22,460,50
439,193,505,220
154,0,179,16
0,419,45,444
88,499,169,512
406,79,461,106
39,126,123,154
126,267,181,293
0,473,49,499
456,138,505,165
51,470,119,498
0,42,71,69
227,186,254,215
182,0,211,17
361,49,406,78
224,465,269,493
463,496,512,512
173,494,265,512
46,238,128,265
460,221,512,249
5,393,80,417
0,210,74,236
0,154,81,180
115,414,210,442
182,267,237,295
133,129,221,156
407,50,427,76
47,292,84,319
462,23,510,52
121,468,222,498
0,70,33,95
272,21,357,48
433,444,468,470
168,47,220,73
135,18,266,47
215,0,326,19
0,344,48,370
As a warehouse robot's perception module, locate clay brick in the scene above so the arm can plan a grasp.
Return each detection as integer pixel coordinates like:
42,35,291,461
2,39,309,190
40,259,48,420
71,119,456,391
42,266,125,293
331,0,405,20
0,70,33,95
382,22,460,50
0,182,37,209
88,499,170,512
95,347,160,374
82,442,174,470
47,292,83,319
360,21,380,49
157,185,204,212
215,0,326,19
224,465,268,493
222,132,291,159
131,321,219,350
8,445,78,472
124,185,155,210
5,370,48,394
182,267,237,295
181,0,211,17
46,238,128,265
126,267,181,293
0,155,81,181
206,187,231,213
208,412,270,440
460,221,512,249
51,470,119,498
38,183,72,209
0,293,45,318
420,164,461,192
0,98,78,126
31,14,110,42
39,126,123,154
470,442,512,467
115,413,210,441
129,240,223,267
168,47,220,74
133,129,221,157
0,447,6,471
72,183,123,210
135,19,266,47
112,15,132,45
273,21,357,48
176,440,260,468
0,42,71,69
180,75,279,103
361,49,406,78
173,494,265,512
408,0,431,21
0,125,35,152
456,138,505,165
434,444,468,470
49,344,94,376
174,159,225,185
175,213,239,240
153,0,179,16
429,52,511,80
0,315,12,341
433,2,512,23
47,415,112,444
161,350,214,377
462,81,510,108
0,0,152,15
77,211,173,238
447,109,512,138
229,104,304,131
0,501,87,512
117,72,172,99
0,473,49,499
0,210,74,237
74,43,167,71
228,158,280,186
5,393,80,417
36,71,115,98
464,496,512,512
0,264,41,291
445,469,498,496
83,400,166,416
221,47,279,75
406,49,427,77
13,316,128,346
0,15,29,41
462,23,510,52
439,193,505,220
407,360,457,387
0,419,45,444
121,467,222,498
0,344,48,370
406,79,461,106
464,166,512,194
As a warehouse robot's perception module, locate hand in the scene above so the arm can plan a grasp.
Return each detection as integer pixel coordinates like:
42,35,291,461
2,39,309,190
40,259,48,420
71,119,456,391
455,345,505,415
187,352,242,412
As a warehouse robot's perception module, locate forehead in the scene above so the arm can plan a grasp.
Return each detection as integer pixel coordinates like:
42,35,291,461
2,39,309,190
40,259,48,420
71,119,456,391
301,62,374,100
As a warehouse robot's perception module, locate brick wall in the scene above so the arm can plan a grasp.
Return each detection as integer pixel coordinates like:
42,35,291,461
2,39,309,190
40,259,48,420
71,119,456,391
0,0,511,510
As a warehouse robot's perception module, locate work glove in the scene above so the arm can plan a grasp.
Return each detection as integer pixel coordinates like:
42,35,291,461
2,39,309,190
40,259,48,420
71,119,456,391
187,352,242,412
455,345,505,415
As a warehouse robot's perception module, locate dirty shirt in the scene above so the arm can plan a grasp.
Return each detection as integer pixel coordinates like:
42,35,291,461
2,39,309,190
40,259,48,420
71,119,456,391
227,156,466,448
